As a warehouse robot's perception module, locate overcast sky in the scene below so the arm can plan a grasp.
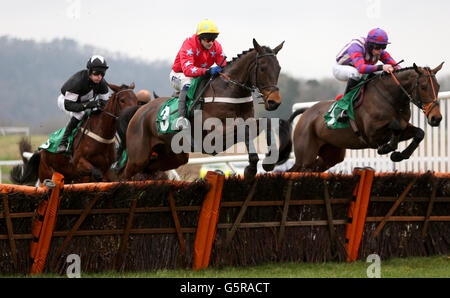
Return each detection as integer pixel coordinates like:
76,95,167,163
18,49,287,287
1,0,450,79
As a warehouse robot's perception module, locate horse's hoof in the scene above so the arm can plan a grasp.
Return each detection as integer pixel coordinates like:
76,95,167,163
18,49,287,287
244,166,257,184
390,151,404,162
262,162,275,172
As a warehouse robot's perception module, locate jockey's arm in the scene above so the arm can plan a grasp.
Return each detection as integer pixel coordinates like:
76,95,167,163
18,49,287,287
380,51,401,69
63,91,98,112
63,91,85,112
350,50,382,74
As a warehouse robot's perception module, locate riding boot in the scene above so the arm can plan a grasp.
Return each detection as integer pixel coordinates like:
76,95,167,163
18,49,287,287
344,78,360,95
175,86,189,130
337,78,360,123
56,117,80,154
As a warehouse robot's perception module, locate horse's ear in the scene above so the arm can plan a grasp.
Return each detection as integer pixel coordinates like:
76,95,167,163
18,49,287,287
273,41,285,55
253,38,263,54
413,63,420,73
130,82,135,89
108,83,120,92
432,62,444,74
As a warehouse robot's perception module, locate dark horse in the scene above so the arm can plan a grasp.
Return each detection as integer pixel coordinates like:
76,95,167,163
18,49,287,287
117,39,286,182
11,83,138,185
277,63,444,172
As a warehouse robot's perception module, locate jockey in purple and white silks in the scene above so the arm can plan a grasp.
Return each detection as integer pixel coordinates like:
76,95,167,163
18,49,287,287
333,28,400,93
332,28,400,122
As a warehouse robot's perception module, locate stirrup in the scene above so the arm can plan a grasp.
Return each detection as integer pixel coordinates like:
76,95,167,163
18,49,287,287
56,143,67,153
175,117,189,130
337,110,349,123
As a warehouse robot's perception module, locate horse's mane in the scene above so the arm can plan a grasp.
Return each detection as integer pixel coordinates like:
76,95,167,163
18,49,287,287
376,66,418,81
225,46,274,69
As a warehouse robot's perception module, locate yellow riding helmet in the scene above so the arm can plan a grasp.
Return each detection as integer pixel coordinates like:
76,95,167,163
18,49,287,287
196,19,220,35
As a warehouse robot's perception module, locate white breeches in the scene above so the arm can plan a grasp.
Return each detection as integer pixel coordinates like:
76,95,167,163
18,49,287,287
169,70,193,91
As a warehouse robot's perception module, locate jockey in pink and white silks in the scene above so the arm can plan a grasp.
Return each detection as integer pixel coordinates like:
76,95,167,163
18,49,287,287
332,28,400,121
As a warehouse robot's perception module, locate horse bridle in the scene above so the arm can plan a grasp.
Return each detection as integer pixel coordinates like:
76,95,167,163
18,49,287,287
100,88,134,119
219,52,279,102
390,69,439,117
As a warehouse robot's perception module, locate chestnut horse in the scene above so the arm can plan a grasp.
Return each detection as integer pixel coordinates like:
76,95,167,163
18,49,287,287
11,83,138,184
277,63,444,172
118,39,286,182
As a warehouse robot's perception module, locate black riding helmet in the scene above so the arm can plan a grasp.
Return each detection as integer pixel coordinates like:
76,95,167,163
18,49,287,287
86,55,109,74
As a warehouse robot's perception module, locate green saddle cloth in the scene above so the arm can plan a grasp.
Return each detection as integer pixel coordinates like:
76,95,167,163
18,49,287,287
324,75,368,129
157,77,201,134
38,120,83,154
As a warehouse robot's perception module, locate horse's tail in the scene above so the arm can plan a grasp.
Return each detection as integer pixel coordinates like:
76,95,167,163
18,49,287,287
275,108,308,166
116,105,140,170
10,151,41,185
288,108,307,125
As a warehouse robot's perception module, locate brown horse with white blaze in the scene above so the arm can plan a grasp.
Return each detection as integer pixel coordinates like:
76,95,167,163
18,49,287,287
276,63,444,172
11,83,138,185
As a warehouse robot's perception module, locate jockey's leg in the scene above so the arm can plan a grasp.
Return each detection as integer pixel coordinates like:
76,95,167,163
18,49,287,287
170,71,192,130
56,116,81,154
332,64,362,123
175,84,190,130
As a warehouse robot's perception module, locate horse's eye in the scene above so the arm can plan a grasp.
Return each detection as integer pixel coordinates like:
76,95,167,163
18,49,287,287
260,67,266,72
120,99,125,104
421,84,427,91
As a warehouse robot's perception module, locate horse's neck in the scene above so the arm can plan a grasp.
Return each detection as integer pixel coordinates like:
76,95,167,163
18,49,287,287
374,70,417,104
216,52,256,97
89,100,117,139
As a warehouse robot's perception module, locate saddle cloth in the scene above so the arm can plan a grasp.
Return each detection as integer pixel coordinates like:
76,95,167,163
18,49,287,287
157,76,204,134
324,74,369,129
38,120,84,154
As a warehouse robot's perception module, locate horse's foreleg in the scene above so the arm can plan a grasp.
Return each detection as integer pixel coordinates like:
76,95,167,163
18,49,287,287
261,118,279,172
76,158,103,182
244,125,259,183
377,120,402,155
390,125,425,162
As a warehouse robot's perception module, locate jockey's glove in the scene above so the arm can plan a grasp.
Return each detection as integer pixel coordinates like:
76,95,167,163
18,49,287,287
84,100,100,109
206,66,222,76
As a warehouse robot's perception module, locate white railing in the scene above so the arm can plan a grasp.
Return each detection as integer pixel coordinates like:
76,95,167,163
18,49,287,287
0,127,29,136
2,91,448,184
292,91,450,173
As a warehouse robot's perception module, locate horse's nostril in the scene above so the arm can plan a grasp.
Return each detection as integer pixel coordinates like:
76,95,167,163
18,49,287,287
430,116,442,126
267,100,279,110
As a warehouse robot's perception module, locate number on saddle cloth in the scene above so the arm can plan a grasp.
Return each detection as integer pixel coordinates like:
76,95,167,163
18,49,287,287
38,119,84,154
157,77,205,134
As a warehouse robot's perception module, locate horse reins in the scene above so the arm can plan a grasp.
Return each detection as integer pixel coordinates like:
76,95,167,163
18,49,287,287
218,52,279,102
101,88,134,119
74,88,133,149
389,69,439,117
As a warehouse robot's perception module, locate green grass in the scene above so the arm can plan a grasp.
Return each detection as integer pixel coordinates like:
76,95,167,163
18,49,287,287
5,256,449,278
0,135,48,184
